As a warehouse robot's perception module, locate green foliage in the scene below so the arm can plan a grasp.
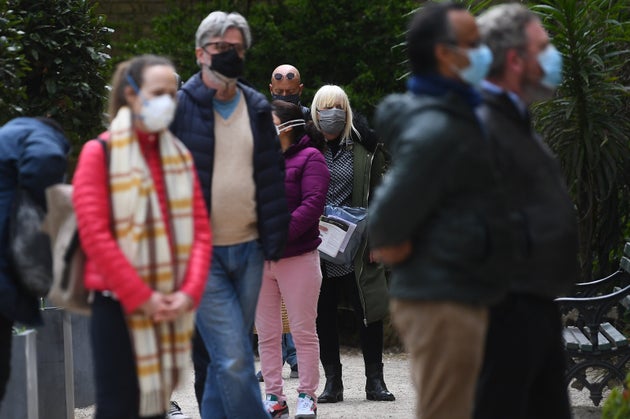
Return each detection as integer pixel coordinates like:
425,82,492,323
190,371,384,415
531,0,630,279
0,0,112,156
0,6,29,116
603,371,630,419
113,1,205,82
112,0,417,121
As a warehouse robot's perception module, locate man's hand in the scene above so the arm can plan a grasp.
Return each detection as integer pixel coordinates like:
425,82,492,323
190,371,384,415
372,240,413,265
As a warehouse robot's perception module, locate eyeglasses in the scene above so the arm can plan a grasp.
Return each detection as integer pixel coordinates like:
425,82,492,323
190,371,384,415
203,41,245,55
273,72,296,81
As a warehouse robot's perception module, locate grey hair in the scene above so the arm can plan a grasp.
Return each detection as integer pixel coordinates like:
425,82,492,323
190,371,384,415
195,11,252,50
477,3,538,78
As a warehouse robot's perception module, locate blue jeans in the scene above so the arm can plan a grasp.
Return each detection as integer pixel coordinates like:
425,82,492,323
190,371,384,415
195,241,269,419
282,333,297,368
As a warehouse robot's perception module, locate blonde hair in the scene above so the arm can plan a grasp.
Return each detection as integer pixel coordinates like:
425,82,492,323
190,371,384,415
310,85,359,142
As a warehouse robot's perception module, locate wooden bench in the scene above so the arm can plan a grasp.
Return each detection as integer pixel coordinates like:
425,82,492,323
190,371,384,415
556,243,630,406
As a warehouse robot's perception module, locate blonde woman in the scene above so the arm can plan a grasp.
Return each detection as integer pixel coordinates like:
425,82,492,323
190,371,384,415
73,55,211,419
311,85,395,404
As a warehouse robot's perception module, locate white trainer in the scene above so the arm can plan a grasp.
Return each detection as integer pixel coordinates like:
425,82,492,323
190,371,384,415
295,393,317,418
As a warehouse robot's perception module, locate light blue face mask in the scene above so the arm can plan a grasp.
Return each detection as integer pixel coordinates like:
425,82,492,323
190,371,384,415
537,45,563,89
455,44,493,87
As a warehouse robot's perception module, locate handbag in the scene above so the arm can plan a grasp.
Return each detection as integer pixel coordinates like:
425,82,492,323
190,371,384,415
42,138,108,315
318,205,368,266
9,188,53,297
43,183,91,315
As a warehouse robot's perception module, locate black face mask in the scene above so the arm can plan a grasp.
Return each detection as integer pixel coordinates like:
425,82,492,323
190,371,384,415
271,93,301,106
210,49,244,79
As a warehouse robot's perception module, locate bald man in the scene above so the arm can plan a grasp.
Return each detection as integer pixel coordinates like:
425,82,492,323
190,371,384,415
269,64,310,120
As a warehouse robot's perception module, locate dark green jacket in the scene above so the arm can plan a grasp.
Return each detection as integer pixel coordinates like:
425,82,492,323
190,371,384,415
351,139,389,324
369,91,519,305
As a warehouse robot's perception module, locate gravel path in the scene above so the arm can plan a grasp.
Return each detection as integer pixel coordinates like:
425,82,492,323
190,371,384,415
75,346,603,418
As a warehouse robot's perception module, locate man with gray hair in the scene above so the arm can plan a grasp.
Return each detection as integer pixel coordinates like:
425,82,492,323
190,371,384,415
473,4,577,418
369,2,520,418
170,10,289,419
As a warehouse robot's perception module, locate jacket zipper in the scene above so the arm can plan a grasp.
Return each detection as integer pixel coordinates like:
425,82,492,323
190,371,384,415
357,145,378,327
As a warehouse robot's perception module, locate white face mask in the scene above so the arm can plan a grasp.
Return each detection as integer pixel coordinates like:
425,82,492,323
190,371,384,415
126,73,176,132
275,119,305,136
139,94,176,132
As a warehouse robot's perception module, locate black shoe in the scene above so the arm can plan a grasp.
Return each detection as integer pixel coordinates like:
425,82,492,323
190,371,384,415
365,363,395,401
317,363,343,403
256,370,264,382
290,364,299,379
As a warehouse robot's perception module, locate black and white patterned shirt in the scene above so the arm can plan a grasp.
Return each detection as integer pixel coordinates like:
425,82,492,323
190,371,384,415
323,138,354,278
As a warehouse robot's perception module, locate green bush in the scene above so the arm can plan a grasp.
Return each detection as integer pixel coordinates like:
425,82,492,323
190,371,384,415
112,0,417,122
0,6,29,117
0,0,112,159
603,372,630,419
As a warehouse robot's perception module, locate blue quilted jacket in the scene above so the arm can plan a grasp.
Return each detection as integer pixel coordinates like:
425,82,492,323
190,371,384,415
0,118,69,325
171,73,289,260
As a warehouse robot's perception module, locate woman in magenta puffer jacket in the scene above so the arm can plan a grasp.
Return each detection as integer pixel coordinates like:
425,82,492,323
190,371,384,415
255,100,330,417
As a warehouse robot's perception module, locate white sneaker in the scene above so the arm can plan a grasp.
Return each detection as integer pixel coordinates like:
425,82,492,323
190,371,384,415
264,394,290,418
295,393,317,418
167,401,192,419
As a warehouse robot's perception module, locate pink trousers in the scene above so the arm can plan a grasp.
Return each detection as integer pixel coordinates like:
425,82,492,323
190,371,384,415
255,250,322,401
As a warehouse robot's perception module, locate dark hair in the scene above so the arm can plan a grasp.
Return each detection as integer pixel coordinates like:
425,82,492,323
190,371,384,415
406,1,466,75
107,54,175,122
34,117,65,136
272,100,325,152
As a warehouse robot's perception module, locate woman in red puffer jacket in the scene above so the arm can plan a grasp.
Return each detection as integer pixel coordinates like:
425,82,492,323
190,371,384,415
73,55,211,419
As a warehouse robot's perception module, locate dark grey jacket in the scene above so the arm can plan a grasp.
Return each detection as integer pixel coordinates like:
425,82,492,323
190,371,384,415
479,90,578,298
369,91,519,305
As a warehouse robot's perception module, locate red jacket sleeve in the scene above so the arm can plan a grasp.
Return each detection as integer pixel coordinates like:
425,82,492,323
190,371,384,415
72,140,153,313
179,171,212,307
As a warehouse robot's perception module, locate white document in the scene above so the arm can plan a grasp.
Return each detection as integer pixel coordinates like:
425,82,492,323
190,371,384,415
318,216,351,257
328,215,357,253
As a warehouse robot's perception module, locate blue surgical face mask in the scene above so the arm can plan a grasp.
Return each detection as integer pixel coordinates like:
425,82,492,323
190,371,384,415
537,45,563,89
454,44,493,87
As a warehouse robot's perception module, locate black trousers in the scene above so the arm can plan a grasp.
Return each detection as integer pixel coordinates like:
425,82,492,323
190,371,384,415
316,270,383,367
192,327,207,409
90,292,165,419
473,294,571,419
0,314,12,408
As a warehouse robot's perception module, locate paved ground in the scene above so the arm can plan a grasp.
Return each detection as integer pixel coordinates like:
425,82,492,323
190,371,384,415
75,346,603,418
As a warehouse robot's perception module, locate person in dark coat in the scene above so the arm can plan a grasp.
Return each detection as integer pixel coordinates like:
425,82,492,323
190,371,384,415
311,84,395,404
368,3,518,417
269,64,311,121
473,5,577,419
169,10,289,419
0,117,69,406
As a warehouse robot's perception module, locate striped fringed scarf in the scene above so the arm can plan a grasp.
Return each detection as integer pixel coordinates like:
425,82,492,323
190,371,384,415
109,107,195,417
